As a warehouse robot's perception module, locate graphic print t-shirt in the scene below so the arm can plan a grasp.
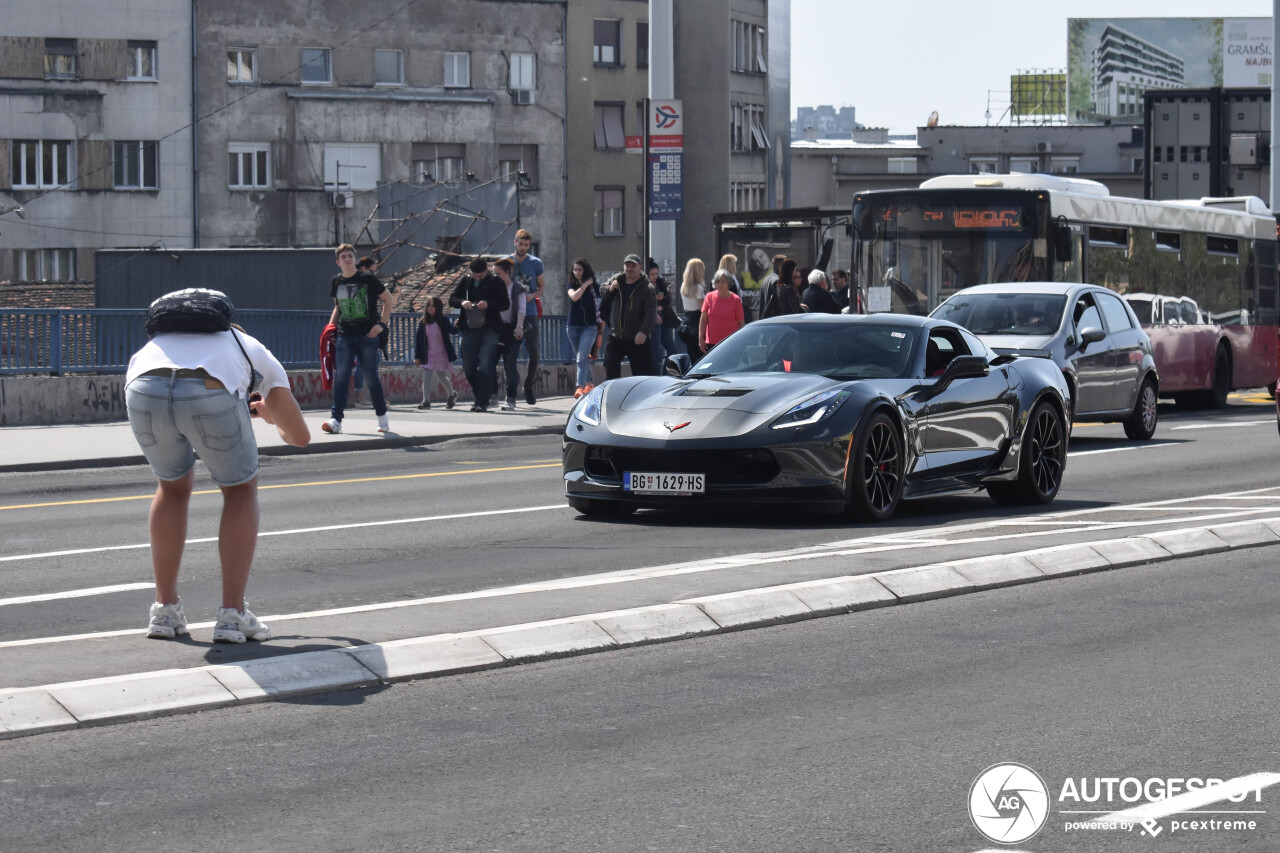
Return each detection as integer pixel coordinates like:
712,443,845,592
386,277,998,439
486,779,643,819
331,272,386,336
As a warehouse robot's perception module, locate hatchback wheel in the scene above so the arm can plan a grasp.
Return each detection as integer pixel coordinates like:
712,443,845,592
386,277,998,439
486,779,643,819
1123,377,1158,441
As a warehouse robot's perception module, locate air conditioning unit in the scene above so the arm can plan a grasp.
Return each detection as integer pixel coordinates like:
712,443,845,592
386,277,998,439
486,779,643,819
331,191,353,209
1036,141,1053,153
513,88,535,105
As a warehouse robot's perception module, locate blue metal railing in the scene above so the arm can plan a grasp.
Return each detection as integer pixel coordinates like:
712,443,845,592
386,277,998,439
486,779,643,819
0,309,573,375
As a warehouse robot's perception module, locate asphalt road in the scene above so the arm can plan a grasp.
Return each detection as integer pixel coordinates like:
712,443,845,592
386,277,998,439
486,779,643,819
1,539,1276,852
1,397,1279,851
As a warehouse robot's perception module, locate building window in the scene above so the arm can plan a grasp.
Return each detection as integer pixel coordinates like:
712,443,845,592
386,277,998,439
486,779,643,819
499,143,538,186
227,47,256,83
126,41,157,80
747,104,770,150
595,187,624,236
969,157,998,174
1049,156,1080,174
731,103,744,151
44,38,77,79
228,143,270,188
301,48,332,84
374,50,403,86
731,21,766,73
444,51,470,88
887,157,918,175
637,22,649,69
594,19,621,66
15,249,76,282
594,103,625,150
411,143,464,182
113,141,159,189
1009,157,1038,173
11,140,73,188
510,53,536,103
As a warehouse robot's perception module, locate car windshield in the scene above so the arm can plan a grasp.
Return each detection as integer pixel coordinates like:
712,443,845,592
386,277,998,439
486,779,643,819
689,321,919,380
931,292,1067,336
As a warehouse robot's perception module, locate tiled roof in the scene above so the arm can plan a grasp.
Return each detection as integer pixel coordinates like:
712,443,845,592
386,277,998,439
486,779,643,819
0,281,96,309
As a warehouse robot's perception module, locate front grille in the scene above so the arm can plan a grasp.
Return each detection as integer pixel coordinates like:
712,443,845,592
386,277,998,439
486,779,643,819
585,446,779,485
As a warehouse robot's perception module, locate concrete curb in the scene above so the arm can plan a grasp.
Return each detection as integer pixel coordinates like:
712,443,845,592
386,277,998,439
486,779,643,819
0,424,566,474
4,516,1279,740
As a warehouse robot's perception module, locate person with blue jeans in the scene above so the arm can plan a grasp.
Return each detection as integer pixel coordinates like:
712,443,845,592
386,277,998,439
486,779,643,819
125,301,310,643
492,258,526,410
648,258,682,371
324,243,392,435
450,257,509,412
508,229,545,405
565,257,600,397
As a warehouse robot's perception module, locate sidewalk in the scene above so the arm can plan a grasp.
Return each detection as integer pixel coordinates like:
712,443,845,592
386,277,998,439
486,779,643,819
0,396,578,473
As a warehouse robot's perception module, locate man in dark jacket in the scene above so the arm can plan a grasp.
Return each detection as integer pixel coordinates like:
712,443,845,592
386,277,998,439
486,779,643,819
599,253,658,379
449,257,510,412
802,269,843,314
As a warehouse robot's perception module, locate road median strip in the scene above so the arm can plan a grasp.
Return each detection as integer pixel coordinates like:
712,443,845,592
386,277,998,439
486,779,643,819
3,517,1278,740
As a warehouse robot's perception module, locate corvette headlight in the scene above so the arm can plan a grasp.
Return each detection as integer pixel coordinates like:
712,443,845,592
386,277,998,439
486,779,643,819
771,389,851,430
574,384,606,426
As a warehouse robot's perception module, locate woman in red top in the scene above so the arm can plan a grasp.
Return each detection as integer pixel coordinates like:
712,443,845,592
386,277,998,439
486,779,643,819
697,269,745,352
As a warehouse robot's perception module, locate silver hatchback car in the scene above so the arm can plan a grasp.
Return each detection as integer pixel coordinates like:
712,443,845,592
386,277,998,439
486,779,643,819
931,282,1159,440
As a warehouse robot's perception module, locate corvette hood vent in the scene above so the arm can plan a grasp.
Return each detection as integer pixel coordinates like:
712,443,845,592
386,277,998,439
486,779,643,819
675,387,751,397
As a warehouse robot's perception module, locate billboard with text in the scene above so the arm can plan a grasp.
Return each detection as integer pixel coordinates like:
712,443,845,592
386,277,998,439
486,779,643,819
1067,18,1271,123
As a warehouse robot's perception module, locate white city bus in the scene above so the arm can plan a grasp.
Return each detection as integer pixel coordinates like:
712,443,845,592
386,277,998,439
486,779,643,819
851,173,1278,402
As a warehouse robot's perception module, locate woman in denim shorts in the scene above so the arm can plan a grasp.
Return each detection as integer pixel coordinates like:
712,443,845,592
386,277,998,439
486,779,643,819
126,325,309,643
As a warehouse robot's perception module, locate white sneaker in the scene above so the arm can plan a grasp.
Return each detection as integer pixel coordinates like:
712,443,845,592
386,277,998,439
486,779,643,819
212,605,271,643
377,414,390,433
322,418,342,434
146,600,188,639
501,398,515,411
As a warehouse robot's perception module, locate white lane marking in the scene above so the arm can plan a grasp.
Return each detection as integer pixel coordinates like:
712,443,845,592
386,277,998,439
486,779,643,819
0,504,566,564
1100,773,1280,823
1069,441,1178,457
4,504,1279,649
0,583,154,607
1169,420,1275,431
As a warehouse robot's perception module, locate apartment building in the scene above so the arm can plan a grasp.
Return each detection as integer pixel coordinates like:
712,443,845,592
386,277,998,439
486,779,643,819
566,0,789,276
0,0,194,285
194,0,567,282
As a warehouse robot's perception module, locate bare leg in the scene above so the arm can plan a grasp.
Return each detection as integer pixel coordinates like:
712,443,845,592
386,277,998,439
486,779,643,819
218,477,259,611
150,471,194,604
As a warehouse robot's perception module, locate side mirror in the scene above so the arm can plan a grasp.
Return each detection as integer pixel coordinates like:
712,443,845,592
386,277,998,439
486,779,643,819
1053,224,1072,263
1078,326,1105,350
940,355,990,384
665,353,692,377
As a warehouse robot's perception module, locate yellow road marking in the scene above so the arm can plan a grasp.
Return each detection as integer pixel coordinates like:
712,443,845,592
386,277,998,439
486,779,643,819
0,461,561,512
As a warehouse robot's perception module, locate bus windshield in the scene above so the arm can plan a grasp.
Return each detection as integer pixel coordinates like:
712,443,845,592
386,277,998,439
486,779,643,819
853,192,1043,315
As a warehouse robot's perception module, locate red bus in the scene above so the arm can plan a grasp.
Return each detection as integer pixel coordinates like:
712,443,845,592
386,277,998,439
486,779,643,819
851,174,1277,406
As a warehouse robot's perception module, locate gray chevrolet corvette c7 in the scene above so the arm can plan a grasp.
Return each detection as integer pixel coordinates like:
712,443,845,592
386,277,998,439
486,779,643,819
563,313,1072,521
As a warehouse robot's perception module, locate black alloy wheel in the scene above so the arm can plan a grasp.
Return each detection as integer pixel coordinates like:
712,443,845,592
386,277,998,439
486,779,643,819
848,412,904,522
989,400,1065,505
1123,377,1158,441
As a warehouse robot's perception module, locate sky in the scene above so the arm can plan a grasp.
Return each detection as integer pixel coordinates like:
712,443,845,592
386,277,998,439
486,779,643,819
790,0,1274,134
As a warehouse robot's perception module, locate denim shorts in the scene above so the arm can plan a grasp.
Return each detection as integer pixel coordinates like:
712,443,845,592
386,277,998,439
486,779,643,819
126,376,259,487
